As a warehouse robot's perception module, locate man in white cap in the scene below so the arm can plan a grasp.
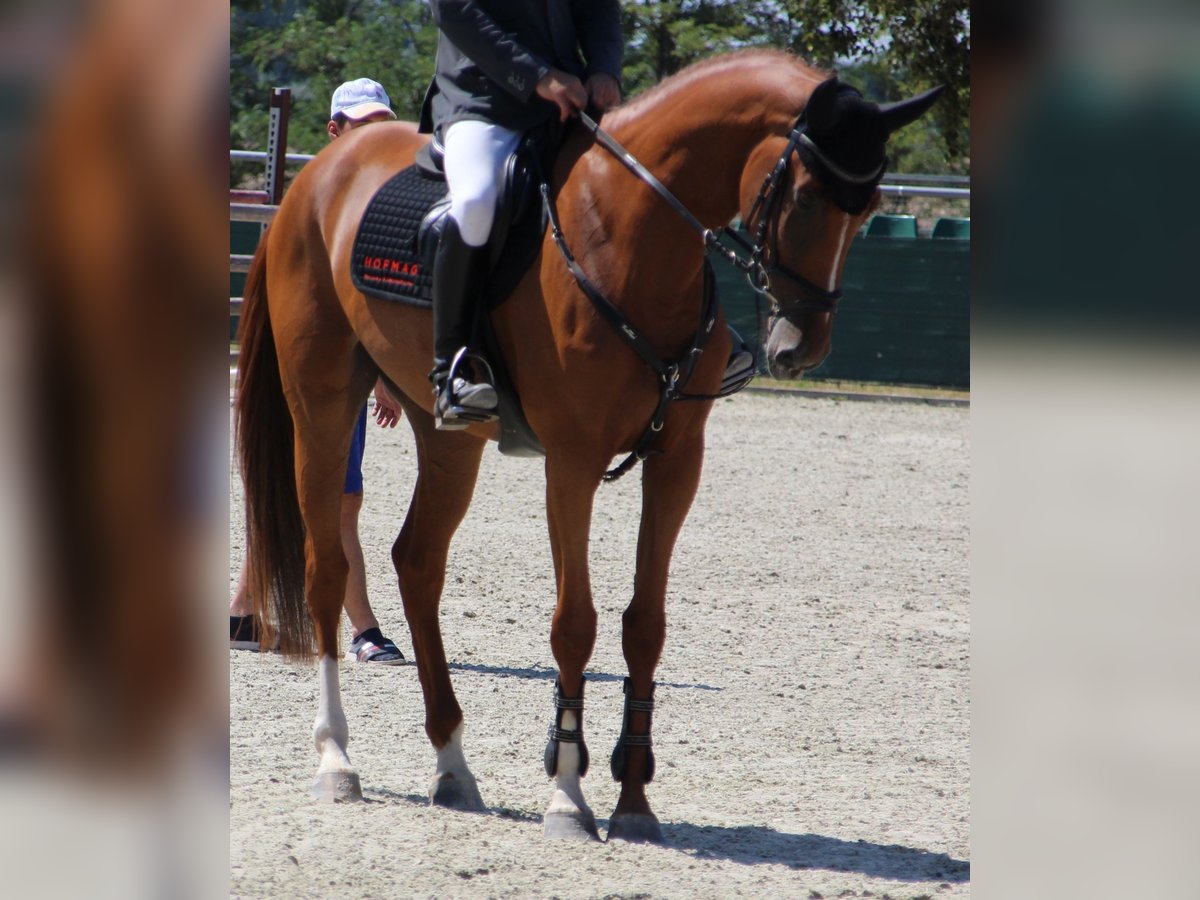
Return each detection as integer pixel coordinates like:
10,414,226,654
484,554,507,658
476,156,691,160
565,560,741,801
230,78,408,665
328,76,398,139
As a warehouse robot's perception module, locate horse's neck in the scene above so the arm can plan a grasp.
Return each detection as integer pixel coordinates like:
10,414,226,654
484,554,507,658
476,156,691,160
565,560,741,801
602,118,747,229
551,82,792,327
547,61,812,333
603,67,809,227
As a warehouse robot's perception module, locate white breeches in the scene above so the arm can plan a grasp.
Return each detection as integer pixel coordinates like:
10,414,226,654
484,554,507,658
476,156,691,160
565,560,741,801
442,119,523,247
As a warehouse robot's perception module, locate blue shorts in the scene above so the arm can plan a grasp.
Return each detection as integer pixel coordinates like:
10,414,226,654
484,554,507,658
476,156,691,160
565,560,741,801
344,405,367,494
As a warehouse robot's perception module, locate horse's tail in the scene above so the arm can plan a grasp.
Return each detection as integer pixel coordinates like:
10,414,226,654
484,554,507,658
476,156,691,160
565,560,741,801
234,234,314,658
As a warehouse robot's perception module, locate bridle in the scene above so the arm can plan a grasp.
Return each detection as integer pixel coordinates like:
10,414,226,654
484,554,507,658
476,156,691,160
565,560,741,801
539,110,883,480
715,120,847,318
578,110,885,321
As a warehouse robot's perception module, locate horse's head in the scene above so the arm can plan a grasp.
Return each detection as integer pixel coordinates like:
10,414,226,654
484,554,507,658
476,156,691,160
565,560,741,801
741,77,943,380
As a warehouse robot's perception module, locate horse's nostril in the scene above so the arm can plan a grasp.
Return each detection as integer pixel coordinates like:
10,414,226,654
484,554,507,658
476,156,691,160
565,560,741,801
773,348,797,371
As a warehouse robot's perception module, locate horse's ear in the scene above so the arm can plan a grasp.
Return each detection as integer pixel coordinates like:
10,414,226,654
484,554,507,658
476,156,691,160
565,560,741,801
878,85,945,135
805,77,841,134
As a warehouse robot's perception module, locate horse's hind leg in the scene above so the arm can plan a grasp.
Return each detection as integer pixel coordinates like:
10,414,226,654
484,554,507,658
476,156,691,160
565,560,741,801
608,436,706,843
391,397,487,809
300,400,372,800
285,352,375,802
541,454,607,840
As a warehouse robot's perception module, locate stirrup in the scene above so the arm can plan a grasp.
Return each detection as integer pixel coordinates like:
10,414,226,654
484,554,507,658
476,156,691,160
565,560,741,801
432,347,499,431
720,347,756,396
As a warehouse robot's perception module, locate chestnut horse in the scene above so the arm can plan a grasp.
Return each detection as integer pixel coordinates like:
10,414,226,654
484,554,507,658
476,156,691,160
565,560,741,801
236,50,939,841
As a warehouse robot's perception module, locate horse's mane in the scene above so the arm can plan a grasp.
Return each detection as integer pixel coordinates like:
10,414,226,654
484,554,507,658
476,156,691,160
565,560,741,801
605,50,829,130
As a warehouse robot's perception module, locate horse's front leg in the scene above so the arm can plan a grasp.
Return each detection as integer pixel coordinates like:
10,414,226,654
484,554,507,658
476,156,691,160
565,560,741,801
541,454,605,840
392,400,487,809
609,434,706,843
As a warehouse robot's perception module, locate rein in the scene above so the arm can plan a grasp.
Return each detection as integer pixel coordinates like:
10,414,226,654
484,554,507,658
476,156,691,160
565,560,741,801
539,111,838,482
579,111,844,319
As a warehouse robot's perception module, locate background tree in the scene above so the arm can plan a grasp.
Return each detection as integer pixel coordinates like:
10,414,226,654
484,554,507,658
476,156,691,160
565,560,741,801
231,0,968,175
619,1,752,90
870,0,970,162
232,0,436,158
742,0,968,169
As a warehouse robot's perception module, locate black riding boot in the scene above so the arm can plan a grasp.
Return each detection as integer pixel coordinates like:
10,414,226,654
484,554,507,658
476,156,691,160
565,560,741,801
431,218,498,430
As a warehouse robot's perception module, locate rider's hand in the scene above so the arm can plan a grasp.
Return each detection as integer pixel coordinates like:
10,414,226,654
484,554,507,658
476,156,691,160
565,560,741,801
536,69,588,122
585,73,621,112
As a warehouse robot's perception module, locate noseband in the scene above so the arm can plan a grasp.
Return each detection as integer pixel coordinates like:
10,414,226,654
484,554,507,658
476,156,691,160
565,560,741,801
721,122,844,318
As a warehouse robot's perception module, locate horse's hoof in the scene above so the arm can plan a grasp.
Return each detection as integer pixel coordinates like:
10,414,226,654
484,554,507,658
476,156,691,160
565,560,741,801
311,771,362,803
606,812,665,844
543,809,601,841
429,771,484,810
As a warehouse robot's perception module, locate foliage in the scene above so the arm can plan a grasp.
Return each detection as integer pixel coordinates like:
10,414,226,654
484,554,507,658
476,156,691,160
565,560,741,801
615,1,968,167
231,0,436,157
619,1,754,91
230,0,968,171
867,0,970,162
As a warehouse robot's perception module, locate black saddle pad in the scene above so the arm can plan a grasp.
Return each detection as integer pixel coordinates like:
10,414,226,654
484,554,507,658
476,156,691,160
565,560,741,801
350,162,545,310
351,165,445,304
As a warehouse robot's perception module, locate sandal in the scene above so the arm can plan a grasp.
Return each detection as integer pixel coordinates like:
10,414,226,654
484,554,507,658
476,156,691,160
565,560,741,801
229,614,261,651
348,627,406,665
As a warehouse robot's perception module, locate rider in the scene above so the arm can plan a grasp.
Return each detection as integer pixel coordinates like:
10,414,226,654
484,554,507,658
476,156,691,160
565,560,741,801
419,0,624,429
419,2,754,429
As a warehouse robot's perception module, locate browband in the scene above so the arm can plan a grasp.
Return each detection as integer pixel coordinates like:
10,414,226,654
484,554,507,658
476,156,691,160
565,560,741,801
796,133,886,185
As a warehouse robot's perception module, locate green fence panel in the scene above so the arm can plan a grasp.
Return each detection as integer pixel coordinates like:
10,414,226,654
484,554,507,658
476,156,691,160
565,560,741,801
717,232,969,388
230,220,968,387
230,220,264,340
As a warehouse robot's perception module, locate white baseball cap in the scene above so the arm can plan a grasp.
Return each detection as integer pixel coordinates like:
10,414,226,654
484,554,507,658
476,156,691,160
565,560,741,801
330,78,396,121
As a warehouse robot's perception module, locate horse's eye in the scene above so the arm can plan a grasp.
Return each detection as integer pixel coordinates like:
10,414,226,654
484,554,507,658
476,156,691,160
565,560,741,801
793,187,815,209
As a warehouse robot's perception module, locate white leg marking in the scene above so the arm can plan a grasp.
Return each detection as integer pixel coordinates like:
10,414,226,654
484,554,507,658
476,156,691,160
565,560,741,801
826,214,853,291
313,655,352,773
429,722,483,807
546,710,591,815
435,723,469,776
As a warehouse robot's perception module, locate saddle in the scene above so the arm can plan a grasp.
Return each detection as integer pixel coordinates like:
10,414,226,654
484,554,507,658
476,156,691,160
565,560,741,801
351,136,547,457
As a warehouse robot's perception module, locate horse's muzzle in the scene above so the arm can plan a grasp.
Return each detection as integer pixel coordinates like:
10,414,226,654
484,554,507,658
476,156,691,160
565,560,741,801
765,316,831,380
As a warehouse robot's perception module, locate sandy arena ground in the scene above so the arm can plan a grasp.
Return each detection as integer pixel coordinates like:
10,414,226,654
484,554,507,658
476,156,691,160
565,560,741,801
230,389,969,898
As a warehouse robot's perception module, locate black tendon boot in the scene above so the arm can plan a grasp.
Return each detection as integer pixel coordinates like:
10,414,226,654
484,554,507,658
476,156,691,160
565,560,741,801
430,218,498,430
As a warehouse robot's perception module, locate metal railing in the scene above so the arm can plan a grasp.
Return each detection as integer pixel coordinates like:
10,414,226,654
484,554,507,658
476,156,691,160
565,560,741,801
231,149,315,165
231,152,971,202
229,171,970,266
230,111,970,275
880,184,969,199
233,149,969,187
881,173,969,185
